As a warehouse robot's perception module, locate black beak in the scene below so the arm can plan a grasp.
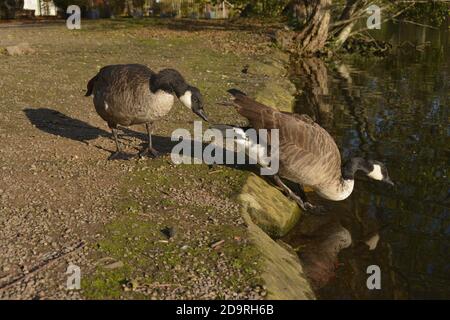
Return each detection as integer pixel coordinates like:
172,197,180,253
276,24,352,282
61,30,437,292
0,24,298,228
194,109,209,122
385,177,394,186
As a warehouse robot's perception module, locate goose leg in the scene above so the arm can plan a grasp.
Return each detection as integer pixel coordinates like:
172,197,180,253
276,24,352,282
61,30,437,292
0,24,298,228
273,175,309,211
273,176,325,214
140,123,159,158
296,185,308,203
295,184,316,210
108,124,123,160
296,184,325,213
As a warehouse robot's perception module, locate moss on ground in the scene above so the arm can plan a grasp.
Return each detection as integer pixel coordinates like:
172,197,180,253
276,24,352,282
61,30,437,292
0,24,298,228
83,157,263,299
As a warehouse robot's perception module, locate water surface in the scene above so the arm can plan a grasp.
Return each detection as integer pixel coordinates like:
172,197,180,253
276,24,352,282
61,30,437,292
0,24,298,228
285,22,449,299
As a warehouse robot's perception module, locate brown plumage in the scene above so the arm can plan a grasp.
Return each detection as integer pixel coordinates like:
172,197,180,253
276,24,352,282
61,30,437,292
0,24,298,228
225,89,393,211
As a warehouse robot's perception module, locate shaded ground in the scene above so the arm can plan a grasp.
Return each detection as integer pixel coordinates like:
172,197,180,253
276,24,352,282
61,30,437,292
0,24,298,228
0,18,276,299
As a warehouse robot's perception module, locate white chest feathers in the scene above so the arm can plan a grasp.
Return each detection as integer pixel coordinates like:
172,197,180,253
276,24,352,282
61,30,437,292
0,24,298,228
150,90,175,117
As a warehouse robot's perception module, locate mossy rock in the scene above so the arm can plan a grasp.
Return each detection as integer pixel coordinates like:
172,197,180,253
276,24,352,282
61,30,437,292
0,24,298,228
254,79,296,112
238,173,301,238
249,61,286,78
242,211,315,300
249,51,290,78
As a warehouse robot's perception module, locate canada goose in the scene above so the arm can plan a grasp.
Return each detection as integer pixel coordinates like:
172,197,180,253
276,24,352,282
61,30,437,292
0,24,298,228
220,89,394,211
85,64,208,159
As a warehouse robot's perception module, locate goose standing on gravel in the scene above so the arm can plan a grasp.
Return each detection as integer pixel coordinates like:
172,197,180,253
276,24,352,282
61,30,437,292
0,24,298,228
220,89,394,211
85,64,208,159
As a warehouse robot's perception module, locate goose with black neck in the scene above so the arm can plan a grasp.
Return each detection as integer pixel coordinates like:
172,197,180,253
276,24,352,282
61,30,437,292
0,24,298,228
223,89,394,212
85,64,208,159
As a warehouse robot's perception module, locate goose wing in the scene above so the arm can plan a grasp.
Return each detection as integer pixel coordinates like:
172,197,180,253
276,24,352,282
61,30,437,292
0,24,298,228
276,111,343,185
95,64,155,90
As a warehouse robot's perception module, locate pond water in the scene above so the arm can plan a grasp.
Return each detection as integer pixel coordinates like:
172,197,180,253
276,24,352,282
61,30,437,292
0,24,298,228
284,22,449,299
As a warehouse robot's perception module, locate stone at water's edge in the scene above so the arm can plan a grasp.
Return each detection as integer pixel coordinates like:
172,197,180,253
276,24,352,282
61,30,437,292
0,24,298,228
247,49,290,78
238,173,301,238
248,48,295,112
254,79,296,112
242,211,315,300
249,59,287,78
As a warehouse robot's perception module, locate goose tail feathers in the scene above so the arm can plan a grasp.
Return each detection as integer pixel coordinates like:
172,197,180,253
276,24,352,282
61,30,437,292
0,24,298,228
85,74,98,97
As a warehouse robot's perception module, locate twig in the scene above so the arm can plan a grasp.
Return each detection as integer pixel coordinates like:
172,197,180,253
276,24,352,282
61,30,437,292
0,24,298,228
0,241,85,292
138,212,153,218
147,283,185,288
157,188,171,196
211,239,225,249
349,2,416,36
331,2,389,29
363,30,384,50
392,18,439,29
208,169,223,175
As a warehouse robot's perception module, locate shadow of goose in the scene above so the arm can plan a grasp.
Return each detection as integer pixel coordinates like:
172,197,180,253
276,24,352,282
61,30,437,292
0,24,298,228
22,108,259,166
23,108,179,158
24,108,109,143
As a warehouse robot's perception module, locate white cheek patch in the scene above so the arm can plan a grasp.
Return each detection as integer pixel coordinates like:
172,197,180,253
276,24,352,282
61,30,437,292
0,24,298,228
367,164,383,181
179,91,192,110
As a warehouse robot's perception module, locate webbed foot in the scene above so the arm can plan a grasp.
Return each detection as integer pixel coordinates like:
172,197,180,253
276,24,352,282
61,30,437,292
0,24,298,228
139,147,160,158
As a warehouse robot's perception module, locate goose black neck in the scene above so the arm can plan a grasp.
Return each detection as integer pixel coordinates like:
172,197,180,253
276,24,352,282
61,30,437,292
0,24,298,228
342,157,372,180
150,69,189,97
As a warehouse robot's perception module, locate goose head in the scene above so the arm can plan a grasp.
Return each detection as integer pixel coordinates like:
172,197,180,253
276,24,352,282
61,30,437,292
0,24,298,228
366,160,394,186
151,69,209,122
179,86,209,122
343,158,394,186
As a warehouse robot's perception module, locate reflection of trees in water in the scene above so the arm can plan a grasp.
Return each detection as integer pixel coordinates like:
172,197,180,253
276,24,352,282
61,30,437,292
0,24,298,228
291,58,380,158
289,57,410,297
332,63,380,157
291,58,334,128
289,45,449,297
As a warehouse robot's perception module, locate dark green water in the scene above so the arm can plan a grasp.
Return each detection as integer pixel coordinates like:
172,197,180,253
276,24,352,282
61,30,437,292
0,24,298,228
285,22,450,299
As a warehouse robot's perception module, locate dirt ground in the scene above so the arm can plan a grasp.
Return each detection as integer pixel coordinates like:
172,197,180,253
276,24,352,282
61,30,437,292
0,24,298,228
0,18,276,299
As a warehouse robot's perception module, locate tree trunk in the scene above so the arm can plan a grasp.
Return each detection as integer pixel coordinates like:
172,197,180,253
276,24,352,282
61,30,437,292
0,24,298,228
331,0,368,47
123,0,134,16
292,0,332,56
